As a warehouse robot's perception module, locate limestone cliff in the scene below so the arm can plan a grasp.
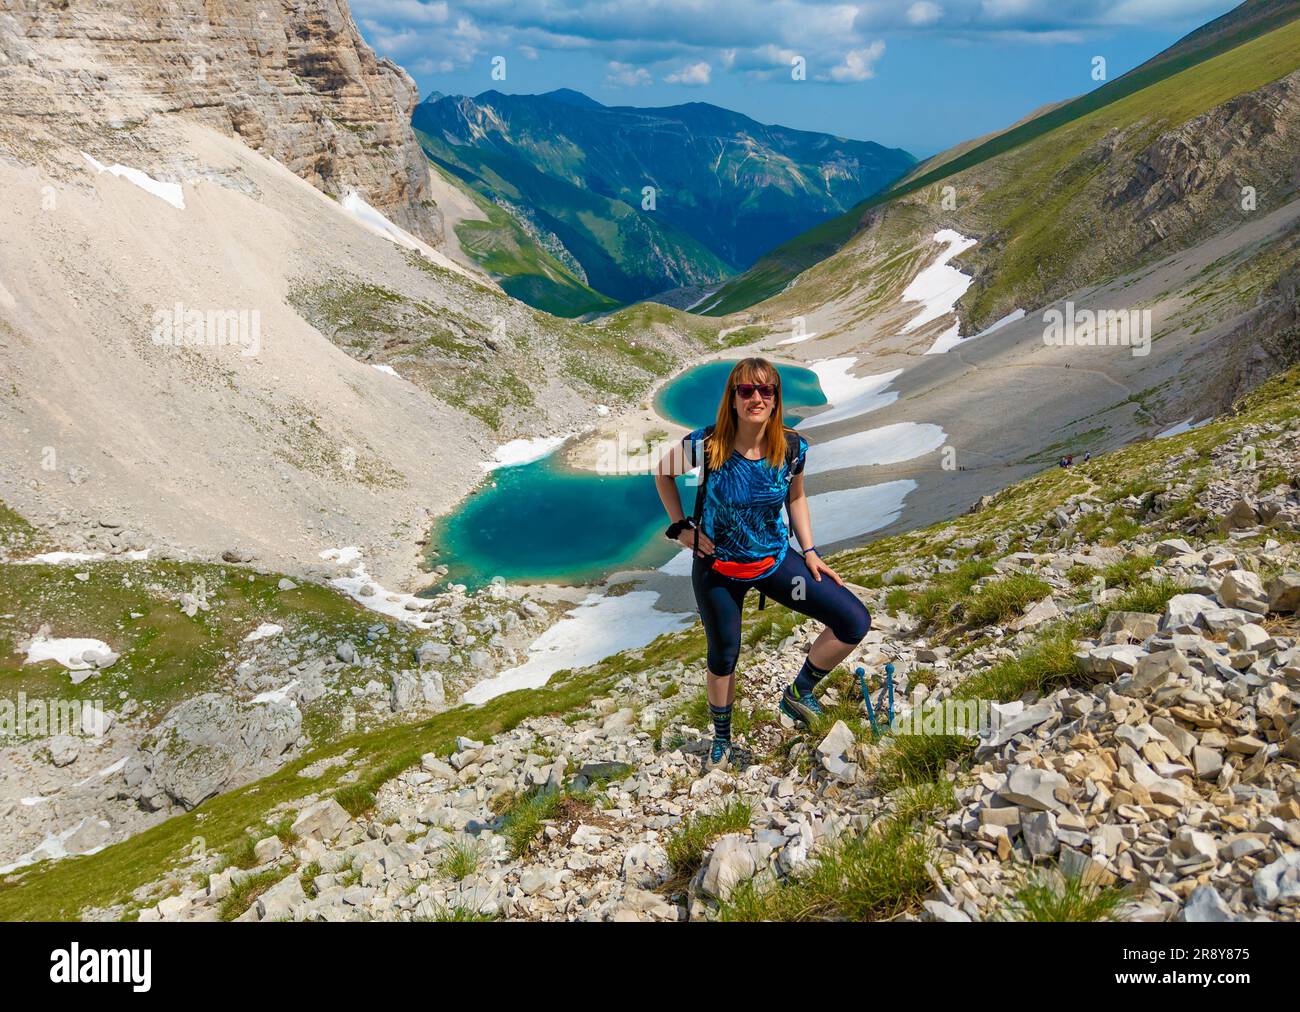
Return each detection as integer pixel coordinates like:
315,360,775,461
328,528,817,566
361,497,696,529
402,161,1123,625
0,0,440,242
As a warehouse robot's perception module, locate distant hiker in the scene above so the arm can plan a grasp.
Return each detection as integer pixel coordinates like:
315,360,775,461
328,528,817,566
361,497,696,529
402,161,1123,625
653,357,871,773
1058,457,1067,469
1084,451,1091,463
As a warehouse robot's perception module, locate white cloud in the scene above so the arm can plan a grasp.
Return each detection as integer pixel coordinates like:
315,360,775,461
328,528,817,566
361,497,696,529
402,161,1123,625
908,2,944,26
353,0,449,24
823,41,886,82
664,61,712,85
605,60,652,86
349,1,1234,82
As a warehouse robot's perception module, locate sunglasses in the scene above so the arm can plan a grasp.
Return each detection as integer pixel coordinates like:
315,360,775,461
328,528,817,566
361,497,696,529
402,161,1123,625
734,382,777,400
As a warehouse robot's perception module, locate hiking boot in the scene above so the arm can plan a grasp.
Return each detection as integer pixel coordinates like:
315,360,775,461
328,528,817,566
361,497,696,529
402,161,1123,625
701,737,733,774
780,685,825,727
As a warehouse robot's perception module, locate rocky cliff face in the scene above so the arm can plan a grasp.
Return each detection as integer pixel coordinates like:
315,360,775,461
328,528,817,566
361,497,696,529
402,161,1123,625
0,0,439,242
1106,69,1300,245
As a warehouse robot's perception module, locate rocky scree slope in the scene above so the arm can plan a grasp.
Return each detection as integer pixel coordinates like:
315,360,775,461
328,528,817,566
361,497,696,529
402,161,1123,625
0,510,586,880
57,369,1300,923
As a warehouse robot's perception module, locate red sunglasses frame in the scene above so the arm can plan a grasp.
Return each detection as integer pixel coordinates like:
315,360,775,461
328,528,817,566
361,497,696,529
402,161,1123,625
734,382,777,400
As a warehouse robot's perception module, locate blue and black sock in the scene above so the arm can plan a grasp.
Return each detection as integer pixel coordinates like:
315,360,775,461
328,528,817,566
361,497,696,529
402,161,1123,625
709,702,733,743
791,657,830,698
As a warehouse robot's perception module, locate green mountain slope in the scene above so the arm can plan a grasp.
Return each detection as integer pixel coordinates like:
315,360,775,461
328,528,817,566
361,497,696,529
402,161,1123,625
418,122,733,305
701,0,1300,316
725,16,1300,339
412,90,915,307
427,159,618,318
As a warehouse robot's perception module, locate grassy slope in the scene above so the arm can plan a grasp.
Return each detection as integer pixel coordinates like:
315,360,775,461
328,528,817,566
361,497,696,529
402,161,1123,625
0,562,435,744
0,502,50,558
700,4,1300,316
956,18,1300,324
4,363,1296,920
424,157,619,319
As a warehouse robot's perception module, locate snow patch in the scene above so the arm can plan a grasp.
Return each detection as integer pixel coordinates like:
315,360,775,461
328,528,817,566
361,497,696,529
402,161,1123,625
795,359,902,430
481,434,570,472
903,229,976,335
463,590,693,704
14,549,150,565
928,307,1026,355
320,547,433,628
370,364,401,378
0,819,110,875
253,680,300,707
777,324,820,346
77,757,128,787
804,423,947,476
795,481,917,546
83,153,185,209
339,190,477,282
24,636,113,671
975,308,1026,337
243,623,283,643
1156,417,1213,439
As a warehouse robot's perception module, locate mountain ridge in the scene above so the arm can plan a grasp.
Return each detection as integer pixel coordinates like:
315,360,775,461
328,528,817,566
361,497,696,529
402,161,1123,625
413,90,916,309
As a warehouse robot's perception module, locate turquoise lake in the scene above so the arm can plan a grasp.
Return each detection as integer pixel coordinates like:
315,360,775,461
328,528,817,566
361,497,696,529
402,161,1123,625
431,360,827,588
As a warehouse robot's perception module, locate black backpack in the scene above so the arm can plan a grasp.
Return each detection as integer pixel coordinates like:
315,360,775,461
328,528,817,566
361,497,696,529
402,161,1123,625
691,424,804,611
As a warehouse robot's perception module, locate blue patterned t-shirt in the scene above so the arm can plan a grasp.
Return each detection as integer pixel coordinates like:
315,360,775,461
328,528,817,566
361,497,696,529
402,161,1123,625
684,427,809,579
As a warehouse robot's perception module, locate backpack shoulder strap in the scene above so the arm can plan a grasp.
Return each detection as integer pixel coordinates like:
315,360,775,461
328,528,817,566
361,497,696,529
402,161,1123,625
783,428,802,468
692,425,716,528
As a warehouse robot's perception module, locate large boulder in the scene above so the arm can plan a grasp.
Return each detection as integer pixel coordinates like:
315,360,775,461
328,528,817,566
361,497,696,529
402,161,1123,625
1217,570,1268,615
1268,573,1300,613
291,798,352,843
125,693,300,810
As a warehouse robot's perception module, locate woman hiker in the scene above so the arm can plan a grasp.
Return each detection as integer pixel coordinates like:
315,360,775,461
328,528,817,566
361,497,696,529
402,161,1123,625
653,357,872,772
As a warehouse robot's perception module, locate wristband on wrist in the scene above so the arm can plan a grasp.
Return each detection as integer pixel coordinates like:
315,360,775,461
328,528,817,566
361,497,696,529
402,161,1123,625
802,545,818,556
665,517,695,541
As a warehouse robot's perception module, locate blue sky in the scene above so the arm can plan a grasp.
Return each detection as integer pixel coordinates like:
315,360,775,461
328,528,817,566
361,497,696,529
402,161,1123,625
352,0,1241,158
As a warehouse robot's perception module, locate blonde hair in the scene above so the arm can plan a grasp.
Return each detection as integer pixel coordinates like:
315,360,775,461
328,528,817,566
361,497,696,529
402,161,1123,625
707,357,790,471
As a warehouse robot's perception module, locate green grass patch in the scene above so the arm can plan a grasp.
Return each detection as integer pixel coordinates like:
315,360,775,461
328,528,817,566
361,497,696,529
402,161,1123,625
1000,866,1130,922
438,838,484,881
665,798,754,878
500,788,595,859
961,574,1052,627
218,866,290,922
954,621,1082,702
718,818,933,922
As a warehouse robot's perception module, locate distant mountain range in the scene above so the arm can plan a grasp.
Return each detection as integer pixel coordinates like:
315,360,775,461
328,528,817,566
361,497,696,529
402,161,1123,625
412,90,915,313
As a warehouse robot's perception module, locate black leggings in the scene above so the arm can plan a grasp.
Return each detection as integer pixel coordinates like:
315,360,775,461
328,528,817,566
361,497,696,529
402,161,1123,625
691,550,872,677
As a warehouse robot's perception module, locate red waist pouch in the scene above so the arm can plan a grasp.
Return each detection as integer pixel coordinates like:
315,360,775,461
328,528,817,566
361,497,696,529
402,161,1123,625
710,556,776,579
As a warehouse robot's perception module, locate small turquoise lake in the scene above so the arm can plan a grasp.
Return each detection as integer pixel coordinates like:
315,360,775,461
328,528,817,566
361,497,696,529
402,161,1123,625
431,360,827,588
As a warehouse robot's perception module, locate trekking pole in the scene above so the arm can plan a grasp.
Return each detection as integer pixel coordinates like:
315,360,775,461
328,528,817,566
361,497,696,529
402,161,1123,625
855,663,896,738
